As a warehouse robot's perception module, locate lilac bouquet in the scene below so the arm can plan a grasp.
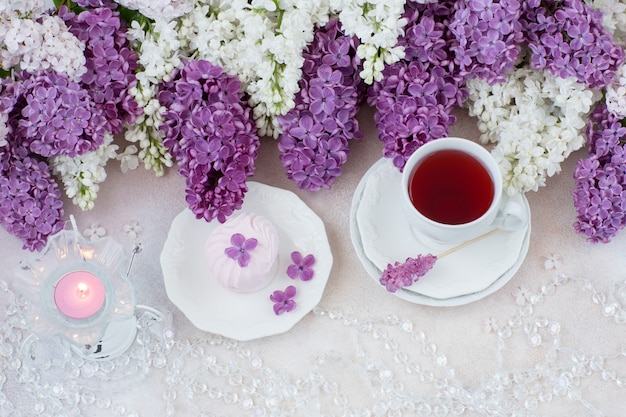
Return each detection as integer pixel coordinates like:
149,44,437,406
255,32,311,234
277,19,364,191
367,1,467,171
158,59,260,223
0,69,105,251
0,4,140,250
3,0,626,249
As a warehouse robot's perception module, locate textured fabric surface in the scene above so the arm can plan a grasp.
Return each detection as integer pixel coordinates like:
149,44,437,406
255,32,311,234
1,107,624,416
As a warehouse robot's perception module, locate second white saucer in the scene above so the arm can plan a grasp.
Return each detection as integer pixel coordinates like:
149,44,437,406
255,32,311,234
352,158,530,302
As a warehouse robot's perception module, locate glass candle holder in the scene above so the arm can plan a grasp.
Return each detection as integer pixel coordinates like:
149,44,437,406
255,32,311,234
14,229,137,360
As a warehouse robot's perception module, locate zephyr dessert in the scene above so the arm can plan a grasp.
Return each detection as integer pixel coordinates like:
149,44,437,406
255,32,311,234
205,213,279,293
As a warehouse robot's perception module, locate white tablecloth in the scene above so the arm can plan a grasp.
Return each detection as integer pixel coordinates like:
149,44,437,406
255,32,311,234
1,107,625,416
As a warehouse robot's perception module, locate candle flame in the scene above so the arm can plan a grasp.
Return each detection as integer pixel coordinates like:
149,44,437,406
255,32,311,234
79,247,95,260
76,282,90,299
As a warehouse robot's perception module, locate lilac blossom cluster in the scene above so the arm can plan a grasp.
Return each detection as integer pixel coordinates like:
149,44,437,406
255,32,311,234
9,70,106,158
449,0,524,85
277,19,364,191
158,59,260,223
379,254,437,293
368,0,624,175
60,6,141,135
573,104,626,243
0,5,142,250
522,0,624,89
0,148,65,252
367,1,467,171
0,69,105,250
0,79,66,251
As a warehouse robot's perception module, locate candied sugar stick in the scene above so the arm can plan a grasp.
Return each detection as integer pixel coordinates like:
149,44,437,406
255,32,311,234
379,228,501,292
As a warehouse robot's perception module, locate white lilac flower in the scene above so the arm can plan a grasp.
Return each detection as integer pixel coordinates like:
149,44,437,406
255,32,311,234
606,61,626,117
0,113,9,147
125,18,182,175
182,0,330,137
482,317,499,333
117,145,140,173
335,0,407,84
466,68,600,195
124,116,173,176
84,223,106,241
512,286,532,306
116,0,192,21
250,0,276,11
1,13,86,80
0,0,52,18
123,221,143,239
127,18,185,88
543,253,563,270
50,133,119,211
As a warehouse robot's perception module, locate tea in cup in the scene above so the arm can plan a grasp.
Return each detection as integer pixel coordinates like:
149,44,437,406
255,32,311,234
400,137,527,247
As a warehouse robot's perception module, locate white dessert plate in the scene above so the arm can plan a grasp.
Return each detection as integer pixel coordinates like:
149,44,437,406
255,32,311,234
350,158,530,306
161,181,333,341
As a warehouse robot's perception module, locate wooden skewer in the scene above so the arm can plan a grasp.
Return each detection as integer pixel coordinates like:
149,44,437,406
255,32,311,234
436,228,501,259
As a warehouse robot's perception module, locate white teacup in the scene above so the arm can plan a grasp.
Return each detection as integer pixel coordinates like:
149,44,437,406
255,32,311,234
400,137,527,249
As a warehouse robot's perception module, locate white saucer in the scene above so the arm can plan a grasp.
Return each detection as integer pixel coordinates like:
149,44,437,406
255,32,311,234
350,158,530,306
160,181,333,341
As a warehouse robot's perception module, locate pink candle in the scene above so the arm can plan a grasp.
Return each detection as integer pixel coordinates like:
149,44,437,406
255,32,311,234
54,270,106,319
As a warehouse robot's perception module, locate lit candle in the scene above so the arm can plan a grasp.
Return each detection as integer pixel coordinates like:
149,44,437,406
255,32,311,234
54,270,106,319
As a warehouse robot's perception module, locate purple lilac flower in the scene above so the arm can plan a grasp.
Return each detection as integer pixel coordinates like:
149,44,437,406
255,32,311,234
573,104,626,243
158,59,259,223
0,68,100,251
72,0,117,7
60,6,141,134
11,70,106,158
225,233,258,267
521,0,624,89
278,18,364,191
270,285,297,315
368,1,466,171
449,0,524,85
0,147,64,252
286,251,316,281
379,254,437,293
0,70,105,245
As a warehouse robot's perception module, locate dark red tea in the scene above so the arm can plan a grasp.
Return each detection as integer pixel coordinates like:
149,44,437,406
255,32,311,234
409,149,494,225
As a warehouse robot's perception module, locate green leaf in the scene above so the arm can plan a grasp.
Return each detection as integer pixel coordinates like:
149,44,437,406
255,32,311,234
118,6,144,24
53,0,89,14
